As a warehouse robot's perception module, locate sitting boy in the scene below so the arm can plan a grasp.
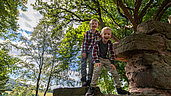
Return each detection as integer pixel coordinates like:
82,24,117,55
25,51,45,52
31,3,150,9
86,27,130,95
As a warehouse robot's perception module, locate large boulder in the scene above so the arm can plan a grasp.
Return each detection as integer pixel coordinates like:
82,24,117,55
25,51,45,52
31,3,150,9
114,20,171,96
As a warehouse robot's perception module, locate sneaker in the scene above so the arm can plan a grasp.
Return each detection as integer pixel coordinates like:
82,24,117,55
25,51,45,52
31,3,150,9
85,87,94,96
117,88,131,95
86,80,91,87
82,81,87,87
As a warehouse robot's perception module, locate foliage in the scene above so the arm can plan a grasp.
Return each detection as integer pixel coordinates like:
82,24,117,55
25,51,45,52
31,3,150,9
15,19,60,96
32,0,171,94
0,0,27,40
0,49,20,94
7,83,35,96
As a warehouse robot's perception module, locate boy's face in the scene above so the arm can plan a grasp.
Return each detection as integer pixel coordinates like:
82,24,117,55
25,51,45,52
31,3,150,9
101,29,111,43
90,21,98,31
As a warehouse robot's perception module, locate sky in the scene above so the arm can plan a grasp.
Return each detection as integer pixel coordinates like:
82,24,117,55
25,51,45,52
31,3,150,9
8,0,81,90
17,0,43,35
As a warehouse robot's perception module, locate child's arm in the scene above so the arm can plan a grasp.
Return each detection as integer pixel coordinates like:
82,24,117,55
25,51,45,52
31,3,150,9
110,43,115,64
82,32,88,59
92,42,100,64
82,31,88,53
110,42,117,70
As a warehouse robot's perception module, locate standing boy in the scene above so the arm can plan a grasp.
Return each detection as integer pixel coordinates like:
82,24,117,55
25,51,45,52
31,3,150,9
81,19,101,87
86,27,130,95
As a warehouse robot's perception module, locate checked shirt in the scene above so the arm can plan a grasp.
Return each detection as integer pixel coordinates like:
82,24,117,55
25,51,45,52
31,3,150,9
92,39,115,65
82,30,101,53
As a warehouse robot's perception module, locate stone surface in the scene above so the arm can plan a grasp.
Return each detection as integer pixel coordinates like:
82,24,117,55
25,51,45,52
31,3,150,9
114,20,171,96
53,87,103,96
114,34,165,61
136,20,171,34
53,87,165,96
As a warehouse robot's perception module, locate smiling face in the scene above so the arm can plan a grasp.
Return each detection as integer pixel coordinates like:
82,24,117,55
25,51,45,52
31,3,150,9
101,28,112,44
90,20,98,32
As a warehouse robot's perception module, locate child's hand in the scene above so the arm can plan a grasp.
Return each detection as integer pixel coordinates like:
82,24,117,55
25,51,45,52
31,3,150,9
95,63,102,68
110,64,116,71
113,42,119,44
82,53,86,59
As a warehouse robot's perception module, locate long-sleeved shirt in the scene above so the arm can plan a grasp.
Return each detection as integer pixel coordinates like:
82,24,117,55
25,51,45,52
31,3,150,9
92,39,115,64
82,30,101,53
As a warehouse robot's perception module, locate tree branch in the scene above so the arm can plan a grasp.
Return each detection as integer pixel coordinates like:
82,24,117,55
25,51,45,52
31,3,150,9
138,0,154,23
81,1,97,11
117,1,128,19
91,0,105,28
58,7,82,21
134,0,142,24
118,0,137,31
153,0,171,21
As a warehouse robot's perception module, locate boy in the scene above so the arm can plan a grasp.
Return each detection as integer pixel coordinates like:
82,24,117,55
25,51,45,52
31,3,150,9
81,19,101,87
86,27,130,95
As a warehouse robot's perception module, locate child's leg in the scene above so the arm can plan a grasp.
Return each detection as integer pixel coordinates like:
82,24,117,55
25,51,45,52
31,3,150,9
81,53,88,84
90,62,102,87
102,59,121,88
88,52,94,85
101,59,131,95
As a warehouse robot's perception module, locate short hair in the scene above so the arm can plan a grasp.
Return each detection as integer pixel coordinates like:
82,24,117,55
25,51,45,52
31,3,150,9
89,19,98,24
101,27,112,35
168,15,171,24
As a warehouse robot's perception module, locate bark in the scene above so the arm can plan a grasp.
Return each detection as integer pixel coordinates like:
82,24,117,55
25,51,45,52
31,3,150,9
134,0,142,24
44,63,54,96
44,50,56,96
35,27,46,96
118,0,137,31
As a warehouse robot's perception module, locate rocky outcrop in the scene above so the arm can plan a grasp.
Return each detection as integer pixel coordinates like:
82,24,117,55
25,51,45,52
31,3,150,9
53,87,103,96
114,20,171,96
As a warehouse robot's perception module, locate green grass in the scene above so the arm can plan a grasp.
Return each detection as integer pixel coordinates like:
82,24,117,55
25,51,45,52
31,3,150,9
4,91,53,96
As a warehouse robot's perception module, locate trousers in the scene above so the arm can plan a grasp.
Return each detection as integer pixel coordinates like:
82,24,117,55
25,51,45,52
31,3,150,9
81,50,94,82
90,58,121,88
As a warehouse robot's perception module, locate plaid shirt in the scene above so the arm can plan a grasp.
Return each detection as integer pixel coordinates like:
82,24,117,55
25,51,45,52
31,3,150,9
92,39,115,64
82,30,101,53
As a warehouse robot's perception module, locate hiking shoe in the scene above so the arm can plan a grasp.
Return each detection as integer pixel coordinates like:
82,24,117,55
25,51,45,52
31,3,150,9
117,88,131,95
85,87,95,96
82,81,87,87
86,80,91,87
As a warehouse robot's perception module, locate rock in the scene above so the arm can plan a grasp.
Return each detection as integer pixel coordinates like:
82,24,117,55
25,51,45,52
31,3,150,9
53,87,103,96
114,21,171,96
136,20,171,34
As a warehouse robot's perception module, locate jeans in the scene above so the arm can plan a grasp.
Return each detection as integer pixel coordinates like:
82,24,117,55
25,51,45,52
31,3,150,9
81,50,94,82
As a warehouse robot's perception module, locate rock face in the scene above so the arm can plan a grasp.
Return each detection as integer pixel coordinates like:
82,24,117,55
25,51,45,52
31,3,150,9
114,20,171,96
53,87,104,96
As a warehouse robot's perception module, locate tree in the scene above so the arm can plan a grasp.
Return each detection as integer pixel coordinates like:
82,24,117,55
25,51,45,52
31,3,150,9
14,18,67,96
32,0,171,94
0,46,20,94
0,0,27,39
117,0,171,31
0,0,27,94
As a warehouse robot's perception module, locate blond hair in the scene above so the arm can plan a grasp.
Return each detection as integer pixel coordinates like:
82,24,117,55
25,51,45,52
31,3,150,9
168,15,171,24
101,27,112,35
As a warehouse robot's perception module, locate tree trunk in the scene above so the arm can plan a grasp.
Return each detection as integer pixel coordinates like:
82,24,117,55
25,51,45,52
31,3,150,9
44,62,54,96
